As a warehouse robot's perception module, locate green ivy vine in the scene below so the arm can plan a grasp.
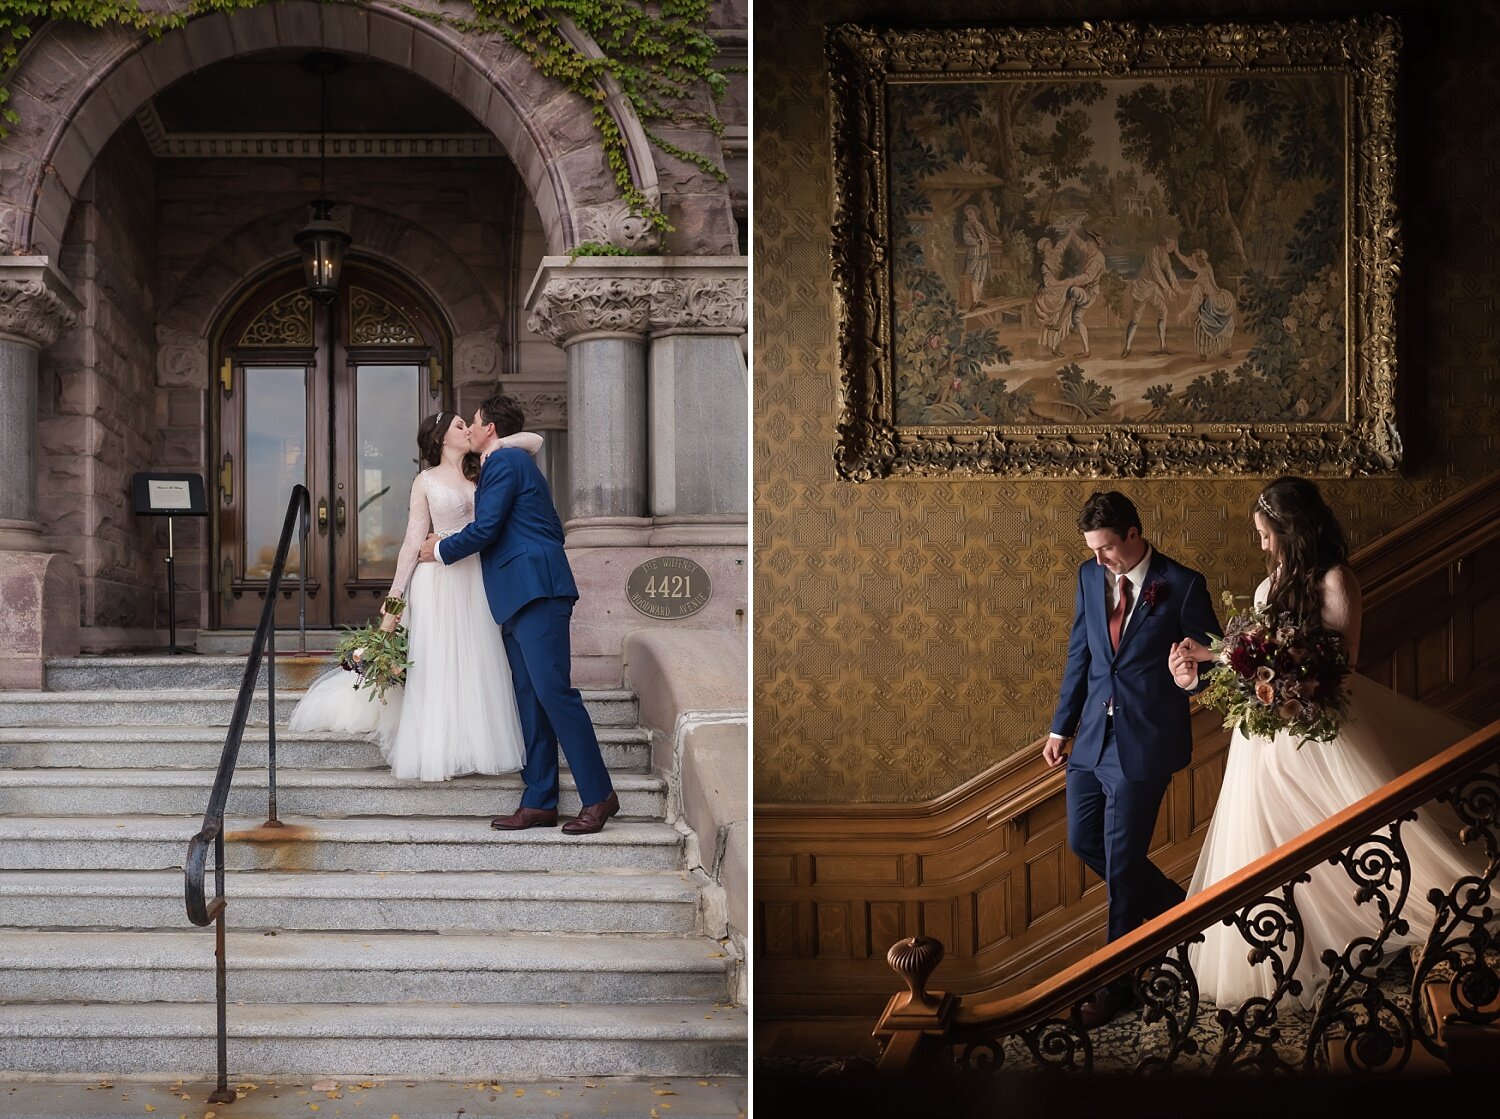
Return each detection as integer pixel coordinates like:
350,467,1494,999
0,0,729,235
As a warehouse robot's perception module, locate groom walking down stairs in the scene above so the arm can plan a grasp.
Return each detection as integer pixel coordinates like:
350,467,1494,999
0,653,746,1084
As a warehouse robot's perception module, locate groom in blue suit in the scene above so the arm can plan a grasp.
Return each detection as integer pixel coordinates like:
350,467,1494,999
1044,491,1219,1026
418,393,617,834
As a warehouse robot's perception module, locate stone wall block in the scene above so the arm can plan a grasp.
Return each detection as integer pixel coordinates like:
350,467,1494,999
367,12,415,68
227,4,280,55
645,126,730,194
320,2,371,56
271,0,323,49
179,10,238,70
411,26,458,95
533,90,605,162
0,552,80,688
140,23,194,97
664,194,739,257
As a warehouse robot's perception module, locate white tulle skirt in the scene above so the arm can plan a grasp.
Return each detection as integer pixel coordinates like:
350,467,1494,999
1187,673,1487,1009
288,553,525,781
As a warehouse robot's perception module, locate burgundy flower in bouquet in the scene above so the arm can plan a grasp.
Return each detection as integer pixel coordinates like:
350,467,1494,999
1197,591,1351,747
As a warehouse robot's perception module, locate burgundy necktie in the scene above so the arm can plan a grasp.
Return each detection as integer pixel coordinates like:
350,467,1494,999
1109,573,1130,651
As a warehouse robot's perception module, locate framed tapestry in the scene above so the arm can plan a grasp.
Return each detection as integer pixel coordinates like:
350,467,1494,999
828,18,1401,479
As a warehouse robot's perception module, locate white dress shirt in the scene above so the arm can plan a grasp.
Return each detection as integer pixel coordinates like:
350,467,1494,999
1108,545,1153,635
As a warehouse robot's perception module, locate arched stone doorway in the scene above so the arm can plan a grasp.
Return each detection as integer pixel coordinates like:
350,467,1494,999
0,0,746,685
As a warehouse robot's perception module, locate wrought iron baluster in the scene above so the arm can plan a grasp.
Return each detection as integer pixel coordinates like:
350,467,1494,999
1412,771,1500,1058
1134,935,1206,1074
1304,817,1417,1072
1211,876,1309,1074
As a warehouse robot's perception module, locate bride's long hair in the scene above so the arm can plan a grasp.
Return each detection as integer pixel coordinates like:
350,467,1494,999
1256,476,1348,624
417,411,481,482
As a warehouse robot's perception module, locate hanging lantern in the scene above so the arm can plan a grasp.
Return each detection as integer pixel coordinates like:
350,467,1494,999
294,199,350,306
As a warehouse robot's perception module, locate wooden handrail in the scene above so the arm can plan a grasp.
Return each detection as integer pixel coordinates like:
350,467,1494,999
878,716,1500,1047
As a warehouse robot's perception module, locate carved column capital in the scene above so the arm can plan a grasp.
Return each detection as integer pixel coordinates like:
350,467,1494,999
646,275,748,334
527,277,653,345
0,261,80,349
525,257,748,346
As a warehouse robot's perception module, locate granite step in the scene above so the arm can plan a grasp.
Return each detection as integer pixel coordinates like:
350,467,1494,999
0,869,701,933
0,1001,747,1078
0,767,665,819
0,725,651,771
0,929,732,1004
0,688,638,729
0,814,683,873
47,654,340,691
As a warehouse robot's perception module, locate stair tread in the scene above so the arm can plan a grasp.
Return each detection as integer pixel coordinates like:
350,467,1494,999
0,687,637,702
0,768,663,790
0,814,681,845
0,1001,746,1039
0,928,732,971
0,724,649,742
0,868,699,902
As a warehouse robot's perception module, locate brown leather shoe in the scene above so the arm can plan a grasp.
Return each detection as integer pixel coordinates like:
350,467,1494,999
490,806,558,831
561,791,620,835
1076,983,1137,1029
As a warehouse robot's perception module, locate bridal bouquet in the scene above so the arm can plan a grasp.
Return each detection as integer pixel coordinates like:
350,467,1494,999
335,596,412,703
1198,591,1350,747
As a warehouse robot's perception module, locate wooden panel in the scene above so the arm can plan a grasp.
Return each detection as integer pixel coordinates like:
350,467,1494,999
755,855,797,886
920,828,1009,885
920,899,957,949
1025,846,1066,924
1414,620,1455,701
816,902,852,958
974,875,1011,951
1473,590,1500,670
1023,792,1068,841
760,902,800,958
867,902,904,958
1190,749,1229,832
812,854,900,885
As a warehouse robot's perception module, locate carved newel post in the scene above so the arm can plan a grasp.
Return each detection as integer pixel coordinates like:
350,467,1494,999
0,260,83,687
874,935,958,1074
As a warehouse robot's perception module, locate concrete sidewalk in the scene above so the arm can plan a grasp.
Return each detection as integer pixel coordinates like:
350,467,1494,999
0,1075,747,1118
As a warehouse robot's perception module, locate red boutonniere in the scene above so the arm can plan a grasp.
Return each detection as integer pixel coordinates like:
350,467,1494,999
1141,580,1168,607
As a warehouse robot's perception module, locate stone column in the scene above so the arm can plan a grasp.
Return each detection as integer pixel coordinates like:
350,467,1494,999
528,271,653,548
644,264,748,546
0,259,83,687
525,257,748,688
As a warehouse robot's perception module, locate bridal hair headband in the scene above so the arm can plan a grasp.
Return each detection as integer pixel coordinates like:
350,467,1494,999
1256,493,1283,525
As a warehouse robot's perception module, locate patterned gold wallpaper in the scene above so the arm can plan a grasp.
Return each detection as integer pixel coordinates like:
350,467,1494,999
753,0,1500,803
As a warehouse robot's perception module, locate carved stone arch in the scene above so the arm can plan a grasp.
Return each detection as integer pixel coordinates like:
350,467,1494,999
159,203,501,339
0,0,667,263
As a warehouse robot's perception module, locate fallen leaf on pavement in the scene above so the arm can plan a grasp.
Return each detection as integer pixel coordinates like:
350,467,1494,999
312,1079,339,1092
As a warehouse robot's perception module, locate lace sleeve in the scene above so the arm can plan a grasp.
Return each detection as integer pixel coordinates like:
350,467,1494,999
386,473,431,601
1320,565,1362,666
497,430,544,455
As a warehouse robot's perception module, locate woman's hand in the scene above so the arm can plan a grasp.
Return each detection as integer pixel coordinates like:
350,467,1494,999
378,610,399,634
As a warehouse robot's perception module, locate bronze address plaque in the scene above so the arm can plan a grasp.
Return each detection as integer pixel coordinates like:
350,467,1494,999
626,556,712,620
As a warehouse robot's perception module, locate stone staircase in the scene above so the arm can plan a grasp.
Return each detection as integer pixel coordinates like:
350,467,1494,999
0,655,746,1079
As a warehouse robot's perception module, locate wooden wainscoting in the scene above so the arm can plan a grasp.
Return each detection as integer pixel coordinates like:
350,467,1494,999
755,474,1500,1024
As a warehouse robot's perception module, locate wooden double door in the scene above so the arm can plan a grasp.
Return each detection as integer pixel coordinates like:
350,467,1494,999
215,263,448,628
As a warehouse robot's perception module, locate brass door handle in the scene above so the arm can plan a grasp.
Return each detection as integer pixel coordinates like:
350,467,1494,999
335,496,346,534
219,453,233,503
317,498,329,535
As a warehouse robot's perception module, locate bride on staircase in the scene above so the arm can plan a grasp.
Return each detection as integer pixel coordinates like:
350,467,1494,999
1171,476,1490,1008
289,411,539,781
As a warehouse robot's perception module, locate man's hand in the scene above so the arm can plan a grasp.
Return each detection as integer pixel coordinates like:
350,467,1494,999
1042,734,1069,768
417,533,439,563
1170,638,1208,689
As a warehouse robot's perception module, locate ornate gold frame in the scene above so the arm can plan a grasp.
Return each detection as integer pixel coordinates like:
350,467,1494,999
828,18,1401,480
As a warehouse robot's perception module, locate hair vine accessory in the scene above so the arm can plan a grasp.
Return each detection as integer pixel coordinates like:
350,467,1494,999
1256,493,1283,525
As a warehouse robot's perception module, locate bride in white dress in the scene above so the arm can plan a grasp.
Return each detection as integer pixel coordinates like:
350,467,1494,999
289,411,536,781
1172,476,1486,1008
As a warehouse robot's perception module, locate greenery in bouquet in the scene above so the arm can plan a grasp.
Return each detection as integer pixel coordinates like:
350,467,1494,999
335,596,412,704
1198,591,1350,747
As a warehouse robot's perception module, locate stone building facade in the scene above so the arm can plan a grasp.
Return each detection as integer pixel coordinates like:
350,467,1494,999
0,0,748,687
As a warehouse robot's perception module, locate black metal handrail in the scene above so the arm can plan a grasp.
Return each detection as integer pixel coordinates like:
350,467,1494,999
184,484,309,1104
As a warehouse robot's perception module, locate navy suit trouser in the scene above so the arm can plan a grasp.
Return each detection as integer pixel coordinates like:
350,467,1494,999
504,596,613,811
1066,720,1186,944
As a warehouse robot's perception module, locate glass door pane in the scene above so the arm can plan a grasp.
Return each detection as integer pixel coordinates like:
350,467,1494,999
354,364,420,583
242,366,307,580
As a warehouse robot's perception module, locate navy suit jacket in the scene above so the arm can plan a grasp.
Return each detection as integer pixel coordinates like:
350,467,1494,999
437,447,577,626
1050,548,1220,781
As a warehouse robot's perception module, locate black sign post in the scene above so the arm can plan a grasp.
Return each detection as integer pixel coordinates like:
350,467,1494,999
132,473,208,654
